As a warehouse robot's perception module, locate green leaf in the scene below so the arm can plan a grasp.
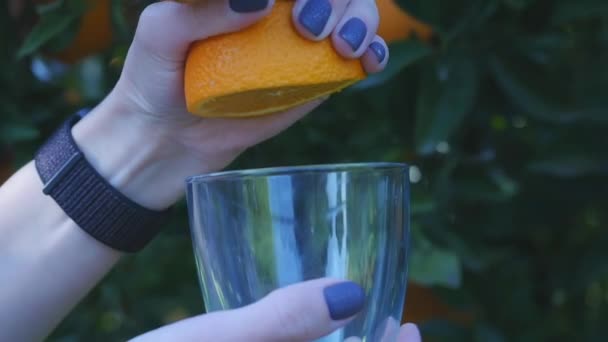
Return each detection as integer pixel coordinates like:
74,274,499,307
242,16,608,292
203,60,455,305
45,20,83,54
396,0,499,41
351,40,432,90
35,0,65,15
502,0,537,10
0,124,39,143
488,56,606,123
414,53,478,155
409,230,462,288
16,0,92,59
16,13,80,59
395,0,441,30
551,0,608,24
65,0,93,13
442,0,500,42
474,323,507,342
112,0,132,42
527,156,608,178
411,197,436,216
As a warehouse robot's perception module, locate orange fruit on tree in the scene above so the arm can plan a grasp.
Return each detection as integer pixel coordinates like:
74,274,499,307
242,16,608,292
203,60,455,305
184,0,366,118
402,282,474,326
37,0,113,64
376,0,433,43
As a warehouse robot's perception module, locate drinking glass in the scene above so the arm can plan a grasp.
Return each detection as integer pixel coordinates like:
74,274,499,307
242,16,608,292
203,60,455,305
186,163,411,341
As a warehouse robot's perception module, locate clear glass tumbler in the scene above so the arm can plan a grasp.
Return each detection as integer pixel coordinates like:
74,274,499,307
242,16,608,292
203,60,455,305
186,163,410,341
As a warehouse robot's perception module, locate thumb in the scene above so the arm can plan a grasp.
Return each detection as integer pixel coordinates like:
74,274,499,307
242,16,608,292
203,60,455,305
131,279,366,342
130,0,275,63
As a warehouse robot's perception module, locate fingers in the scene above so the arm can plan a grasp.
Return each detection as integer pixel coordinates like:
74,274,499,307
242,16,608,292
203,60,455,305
237,279,366,341
130,279,367,342
131,0,385,75
361,36,389,73
332,0,378,58
292,0,386,74
132,0,275,63
292,0,350,40
399,323,422,342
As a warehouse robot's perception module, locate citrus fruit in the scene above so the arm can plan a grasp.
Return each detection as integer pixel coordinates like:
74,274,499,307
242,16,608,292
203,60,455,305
402,282,474,326
40,0,113,64
184,0,366,118
376,0,433,43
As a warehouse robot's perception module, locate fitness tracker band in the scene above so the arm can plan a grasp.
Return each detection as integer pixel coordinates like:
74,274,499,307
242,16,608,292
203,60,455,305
35,111,171,253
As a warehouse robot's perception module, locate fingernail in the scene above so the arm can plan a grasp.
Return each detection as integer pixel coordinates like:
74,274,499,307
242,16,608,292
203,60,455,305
323,282,366,320
339,18,367,51
229,0,269,13
369,42,386,63
298,0,332,37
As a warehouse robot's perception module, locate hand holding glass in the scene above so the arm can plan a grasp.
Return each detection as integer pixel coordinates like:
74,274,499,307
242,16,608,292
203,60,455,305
186,163,411,341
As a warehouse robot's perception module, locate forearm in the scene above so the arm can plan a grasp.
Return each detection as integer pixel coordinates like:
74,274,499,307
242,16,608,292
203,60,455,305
0,162,121,341
0,94,198,341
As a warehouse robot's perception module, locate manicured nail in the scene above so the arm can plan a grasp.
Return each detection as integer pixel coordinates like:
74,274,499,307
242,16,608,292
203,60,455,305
339,18,367,51
369,42,386,63
229,0,269,13
323,282,366,320
298,0,332,36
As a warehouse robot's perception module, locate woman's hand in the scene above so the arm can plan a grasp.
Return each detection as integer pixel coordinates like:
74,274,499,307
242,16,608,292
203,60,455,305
0,2,394,340
130,279,420,342
73,0,389,210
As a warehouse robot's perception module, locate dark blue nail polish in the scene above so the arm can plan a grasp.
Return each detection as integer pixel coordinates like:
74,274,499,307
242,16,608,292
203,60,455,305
298,0,332,36
339,18,367,51
324,282,366,320
229,0,269,13
369,42,386,63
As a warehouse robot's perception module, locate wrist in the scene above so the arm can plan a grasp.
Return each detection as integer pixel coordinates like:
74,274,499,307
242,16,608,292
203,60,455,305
71,94,205,210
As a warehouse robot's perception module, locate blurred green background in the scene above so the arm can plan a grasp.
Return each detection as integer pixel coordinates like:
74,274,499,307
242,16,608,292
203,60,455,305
1,0,608,341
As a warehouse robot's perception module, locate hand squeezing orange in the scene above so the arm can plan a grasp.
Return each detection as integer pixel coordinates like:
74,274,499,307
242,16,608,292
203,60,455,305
184,0,366,118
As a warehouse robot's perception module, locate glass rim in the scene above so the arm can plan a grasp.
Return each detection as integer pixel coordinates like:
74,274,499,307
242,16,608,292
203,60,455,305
186,162,409,184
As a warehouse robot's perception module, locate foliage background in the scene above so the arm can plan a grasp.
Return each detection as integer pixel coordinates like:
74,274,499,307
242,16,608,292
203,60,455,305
1,0,608,341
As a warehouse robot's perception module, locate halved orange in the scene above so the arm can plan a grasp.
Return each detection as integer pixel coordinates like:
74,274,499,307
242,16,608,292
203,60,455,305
184,0,366,118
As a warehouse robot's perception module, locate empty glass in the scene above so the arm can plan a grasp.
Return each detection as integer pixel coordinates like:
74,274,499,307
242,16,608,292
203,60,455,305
186,163,411,341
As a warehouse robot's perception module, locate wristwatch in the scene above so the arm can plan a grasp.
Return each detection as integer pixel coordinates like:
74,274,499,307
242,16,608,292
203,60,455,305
35,110,171,253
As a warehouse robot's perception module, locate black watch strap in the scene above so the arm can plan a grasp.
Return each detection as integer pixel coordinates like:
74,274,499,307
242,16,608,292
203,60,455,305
35,112,171,253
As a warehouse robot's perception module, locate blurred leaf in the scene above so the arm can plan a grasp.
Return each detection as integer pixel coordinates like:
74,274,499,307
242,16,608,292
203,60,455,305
414,52,478,155
502,0,537,10
410,246,462,288
35,0,64,15
411,197,436,216
528,156,608,178
0,124,39,143
442,0,500,42
410,228,462,288
16,0,92,59
452,172,519,202
551,0,608,24
397,0,499,40
474,323,506,342
351,40,432,90
16,13,79,59
395,0,441,30
111,0,134,42
489,56,608,123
